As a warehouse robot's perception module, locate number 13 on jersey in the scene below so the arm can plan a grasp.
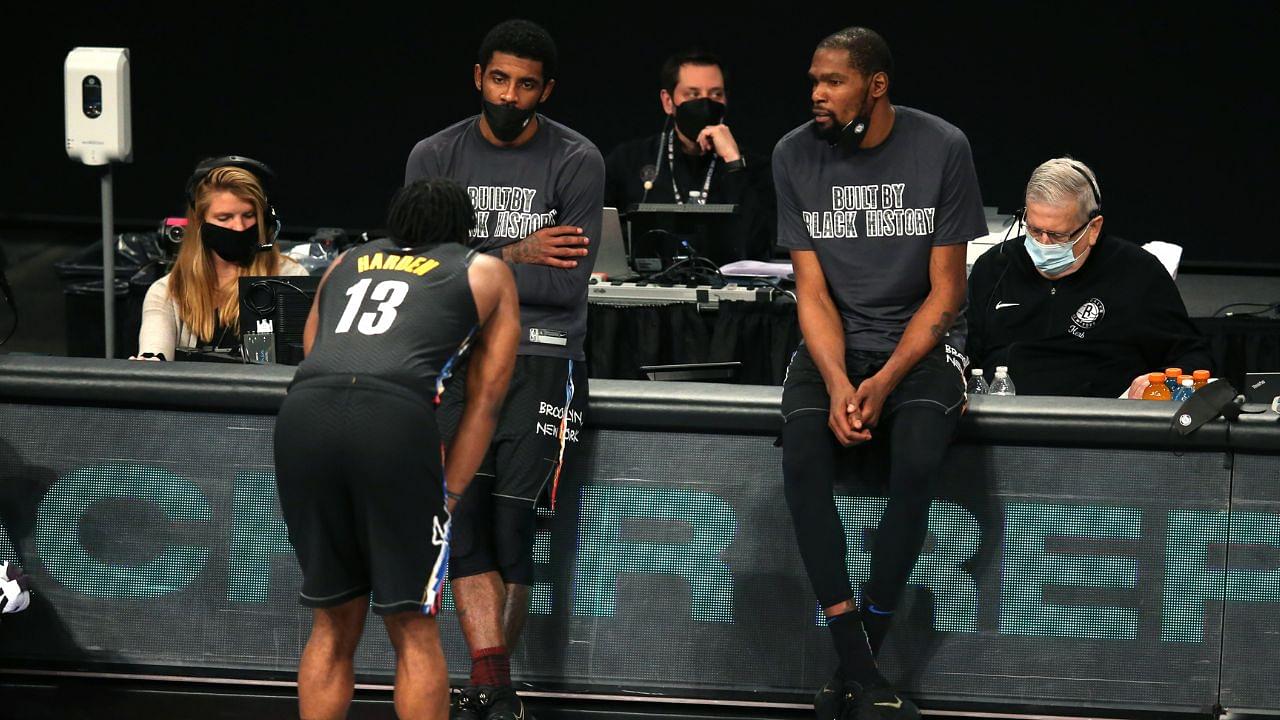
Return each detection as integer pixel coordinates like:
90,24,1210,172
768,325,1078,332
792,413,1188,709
335,278,410,335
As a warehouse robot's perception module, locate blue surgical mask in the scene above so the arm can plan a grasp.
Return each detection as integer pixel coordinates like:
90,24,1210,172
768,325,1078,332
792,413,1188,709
1024,233,1085,276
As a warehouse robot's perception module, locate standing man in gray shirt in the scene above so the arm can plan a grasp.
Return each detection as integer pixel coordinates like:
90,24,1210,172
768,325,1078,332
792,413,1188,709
404,18,604,720
775,27,987,720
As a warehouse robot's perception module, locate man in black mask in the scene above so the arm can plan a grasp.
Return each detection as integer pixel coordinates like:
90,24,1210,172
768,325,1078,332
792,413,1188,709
404,18,603,720
604,50,775,264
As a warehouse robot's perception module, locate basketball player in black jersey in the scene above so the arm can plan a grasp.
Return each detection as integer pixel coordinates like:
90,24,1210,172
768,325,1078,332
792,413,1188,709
274,179,520,720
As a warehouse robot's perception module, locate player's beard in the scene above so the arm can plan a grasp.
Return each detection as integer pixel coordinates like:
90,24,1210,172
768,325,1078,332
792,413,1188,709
814,87,875,152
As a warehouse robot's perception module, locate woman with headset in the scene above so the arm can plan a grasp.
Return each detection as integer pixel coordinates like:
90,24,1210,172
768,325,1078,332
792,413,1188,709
135,156,307,360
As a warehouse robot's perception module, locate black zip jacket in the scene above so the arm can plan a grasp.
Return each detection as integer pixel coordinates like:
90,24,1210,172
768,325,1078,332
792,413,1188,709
966,234,1212,398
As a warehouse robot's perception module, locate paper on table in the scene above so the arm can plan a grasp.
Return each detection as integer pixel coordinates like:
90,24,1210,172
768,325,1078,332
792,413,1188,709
1141,241,1182,279
719,260,794,278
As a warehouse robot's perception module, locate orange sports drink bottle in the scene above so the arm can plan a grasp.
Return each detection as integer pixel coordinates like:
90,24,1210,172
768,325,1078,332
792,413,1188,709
1192,369,1211,391
1144,372,1172,401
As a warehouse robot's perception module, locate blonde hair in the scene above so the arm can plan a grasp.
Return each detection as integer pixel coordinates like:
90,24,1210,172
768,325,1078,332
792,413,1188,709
168,166,285,343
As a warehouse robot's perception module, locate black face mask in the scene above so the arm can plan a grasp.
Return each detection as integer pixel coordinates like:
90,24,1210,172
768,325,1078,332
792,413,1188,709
673,97,726,142
815,88,874,153
482,99,536,142
202,223,260,265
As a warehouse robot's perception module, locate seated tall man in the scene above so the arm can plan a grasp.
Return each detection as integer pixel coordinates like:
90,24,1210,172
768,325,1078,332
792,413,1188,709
274,179,519,720
776,27,988,720
604,50,775,264
966,157,1212,398
404,18,603,720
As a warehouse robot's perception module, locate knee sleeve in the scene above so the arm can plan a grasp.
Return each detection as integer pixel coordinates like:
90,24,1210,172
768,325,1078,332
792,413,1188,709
492,503,537,586
449,475,497,580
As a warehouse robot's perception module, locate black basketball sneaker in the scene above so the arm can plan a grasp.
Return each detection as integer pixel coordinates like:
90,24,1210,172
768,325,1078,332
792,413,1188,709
814,673,919,720
450,686,481,720
472,685,533,720
814,671,846,720
845,681,919,720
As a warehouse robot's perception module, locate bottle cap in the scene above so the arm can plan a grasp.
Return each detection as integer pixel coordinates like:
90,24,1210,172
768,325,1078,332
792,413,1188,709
1178,374,1192,383
971,368,983,376
995,365,1009,374
1148,372,1167,383
1193,370,1211,381
1165,367,1182,377
1181,378,1194,386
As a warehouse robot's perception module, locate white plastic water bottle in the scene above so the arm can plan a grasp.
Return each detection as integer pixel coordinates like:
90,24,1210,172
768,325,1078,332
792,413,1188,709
989,366,1017,396
966,368,989,395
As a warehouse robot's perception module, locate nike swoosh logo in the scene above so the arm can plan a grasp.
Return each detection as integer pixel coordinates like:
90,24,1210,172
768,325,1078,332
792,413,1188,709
874,698,903,709
995,302,1020,309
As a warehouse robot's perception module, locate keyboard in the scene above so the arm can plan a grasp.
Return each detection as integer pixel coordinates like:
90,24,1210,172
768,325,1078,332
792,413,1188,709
586,278,786,308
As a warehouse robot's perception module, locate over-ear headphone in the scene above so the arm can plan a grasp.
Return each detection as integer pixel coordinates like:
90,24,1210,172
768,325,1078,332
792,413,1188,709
185,155,281,244
1013,160,1103,236
1067,160,1102,219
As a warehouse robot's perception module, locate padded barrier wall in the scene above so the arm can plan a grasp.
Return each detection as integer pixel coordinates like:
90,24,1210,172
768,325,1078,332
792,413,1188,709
0,357,1277,715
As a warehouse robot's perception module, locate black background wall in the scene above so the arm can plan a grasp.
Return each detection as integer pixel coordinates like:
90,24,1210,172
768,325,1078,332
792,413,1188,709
4,3,1277,266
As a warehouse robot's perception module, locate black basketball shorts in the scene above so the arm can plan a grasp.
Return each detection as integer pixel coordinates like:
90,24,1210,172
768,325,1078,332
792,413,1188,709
781,341,967,424
274,375,451,616
437,354,588,508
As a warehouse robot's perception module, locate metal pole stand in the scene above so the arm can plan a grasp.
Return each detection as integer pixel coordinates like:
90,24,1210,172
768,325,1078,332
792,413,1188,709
100,164,114,359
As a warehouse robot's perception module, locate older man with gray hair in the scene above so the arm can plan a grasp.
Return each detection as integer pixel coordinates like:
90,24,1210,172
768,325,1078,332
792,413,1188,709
966,157,1211,397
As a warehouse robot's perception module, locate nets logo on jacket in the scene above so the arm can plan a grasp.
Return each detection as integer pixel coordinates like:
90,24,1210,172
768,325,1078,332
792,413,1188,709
1068,298,1106,338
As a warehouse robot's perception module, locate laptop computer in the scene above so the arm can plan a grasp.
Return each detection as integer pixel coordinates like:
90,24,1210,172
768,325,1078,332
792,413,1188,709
593,207,632,280
1244,372,1280,403
640,361,740,382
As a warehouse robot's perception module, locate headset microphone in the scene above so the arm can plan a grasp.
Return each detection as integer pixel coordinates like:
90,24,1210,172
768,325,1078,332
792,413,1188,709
185,155,281,246
640,115,673,203
641,164,658,191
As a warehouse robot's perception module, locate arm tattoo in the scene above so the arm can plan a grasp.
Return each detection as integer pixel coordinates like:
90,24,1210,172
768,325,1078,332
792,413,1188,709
930,311,956,340
502,238,536,264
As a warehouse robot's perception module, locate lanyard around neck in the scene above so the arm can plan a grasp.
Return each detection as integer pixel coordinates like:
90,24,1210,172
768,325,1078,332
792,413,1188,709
665,129,715,205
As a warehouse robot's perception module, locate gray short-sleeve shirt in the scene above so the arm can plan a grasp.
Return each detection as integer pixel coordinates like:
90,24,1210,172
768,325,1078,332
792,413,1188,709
405,114,605,360
774,106,987,351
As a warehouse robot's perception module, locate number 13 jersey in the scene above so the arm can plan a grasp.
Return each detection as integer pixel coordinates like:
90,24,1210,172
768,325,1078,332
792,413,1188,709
295,240,478,400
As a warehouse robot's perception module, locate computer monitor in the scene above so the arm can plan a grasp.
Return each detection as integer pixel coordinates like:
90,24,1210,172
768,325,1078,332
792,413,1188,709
625,203,739,272
238,275,321,365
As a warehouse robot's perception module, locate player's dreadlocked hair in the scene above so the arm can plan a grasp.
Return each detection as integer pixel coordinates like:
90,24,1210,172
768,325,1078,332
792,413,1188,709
386,178,477,249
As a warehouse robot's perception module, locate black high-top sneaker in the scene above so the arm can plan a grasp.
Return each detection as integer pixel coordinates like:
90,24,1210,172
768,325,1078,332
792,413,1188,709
474,685,533,720
450,686,481,720
813,670,846,720
844,681,920,720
